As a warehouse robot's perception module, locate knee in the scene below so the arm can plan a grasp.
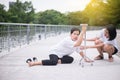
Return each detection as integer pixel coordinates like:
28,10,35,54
94,40,100,45
50,60,58,65
103,44,111,51
67,57,74,63
69,57,74,63
61,57,74,63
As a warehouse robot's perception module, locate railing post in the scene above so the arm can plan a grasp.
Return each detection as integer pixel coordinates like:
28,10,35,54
19,25,21,47
7,25,10,52
44,25,47,39
34,26,37,41
0,39,1,53
27,25,30,44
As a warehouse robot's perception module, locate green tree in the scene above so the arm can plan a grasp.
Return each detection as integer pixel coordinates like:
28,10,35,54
84,0,106,26
8,0,35,23
104,0,120,25
23,1,35,23
67,11,82,25
0,4,7,22
36,9,67,24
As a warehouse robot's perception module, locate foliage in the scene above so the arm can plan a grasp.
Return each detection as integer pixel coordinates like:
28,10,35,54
104,0,120,25
67,11,82,25
0,0,120,26
35,9,67,24
83,0,106,25
0,4,8,22
7,0,35,23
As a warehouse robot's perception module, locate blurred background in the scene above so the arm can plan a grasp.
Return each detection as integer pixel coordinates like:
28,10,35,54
0,0,120,55
0,0,120,27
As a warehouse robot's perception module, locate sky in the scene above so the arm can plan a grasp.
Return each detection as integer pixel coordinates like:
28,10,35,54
0,0,91,13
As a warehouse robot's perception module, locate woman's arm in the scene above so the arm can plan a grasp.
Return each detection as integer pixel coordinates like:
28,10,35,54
86,37,100,41
86,43,104,48
74,24,86,47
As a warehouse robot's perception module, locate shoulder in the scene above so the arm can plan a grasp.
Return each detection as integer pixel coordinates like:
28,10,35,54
100,29,105,33
63,36,71,41
59,37,71,44
99,29,105,36
62,36,75,45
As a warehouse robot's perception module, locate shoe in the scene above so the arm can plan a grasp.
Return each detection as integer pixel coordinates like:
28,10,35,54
94,55,103,60
33,57,37,62
26,58,32,63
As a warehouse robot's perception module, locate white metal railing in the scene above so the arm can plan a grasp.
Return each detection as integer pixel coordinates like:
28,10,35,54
1,23,119,58
0,22,78,54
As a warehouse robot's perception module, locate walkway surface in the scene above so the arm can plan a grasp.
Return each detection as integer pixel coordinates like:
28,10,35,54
0,30,120,80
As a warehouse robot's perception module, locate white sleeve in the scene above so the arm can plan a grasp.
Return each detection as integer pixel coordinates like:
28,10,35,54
74,46,83,53
104,39,118,49
63,39,75,48
97,29,104,38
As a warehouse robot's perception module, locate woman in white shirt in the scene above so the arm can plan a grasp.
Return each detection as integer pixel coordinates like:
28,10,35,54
83,24,118,62
26,26,91,67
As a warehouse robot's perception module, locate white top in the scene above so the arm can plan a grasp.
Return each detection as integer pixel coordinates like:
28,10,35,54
98,29,118,50
49,36,82,58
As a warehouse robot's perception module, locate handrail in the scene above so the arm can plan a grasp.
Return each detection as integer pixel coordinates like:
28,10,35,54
0,22,78,56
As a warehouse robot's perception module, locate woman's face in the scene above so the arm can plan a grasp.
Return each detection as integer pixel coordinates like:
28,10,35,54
104,29,109,38
70,31,80,41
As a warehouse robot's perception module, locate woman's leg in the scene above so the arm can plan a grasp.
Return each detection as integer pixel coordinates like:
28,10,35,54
28,54,59,67
42,54,59,65
94,40,104,60
95,39,104,56
103,44,118,62
60,55,74,64
28,60,42,67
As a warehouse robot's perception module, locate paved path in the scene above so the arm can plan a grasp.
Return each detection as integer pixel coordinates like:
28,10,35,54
0,30,120,80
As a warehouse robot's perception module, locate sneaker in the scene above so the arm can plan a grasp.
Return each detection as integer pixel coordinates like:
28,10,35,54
33,57,37,62
26,58,32,63
94,55,103,60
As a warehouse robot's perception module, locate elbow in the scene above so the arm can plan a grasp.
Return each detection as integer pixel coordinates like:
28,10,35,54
74,43,81,47
74,40,82,47
74,45,78,47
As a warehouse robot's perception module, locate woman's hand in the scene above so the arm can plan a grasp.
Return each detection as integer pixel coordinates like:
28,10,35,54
80,46,89,50
81,24,87,34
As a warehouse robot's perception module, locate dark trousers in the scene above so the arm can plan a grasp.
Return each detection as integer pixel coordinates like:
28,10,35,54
42,54,74,65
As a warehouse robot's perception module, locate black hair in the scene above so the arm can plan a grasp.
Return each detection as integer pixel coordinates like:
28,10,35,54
70,27,81,34
106,24,117,41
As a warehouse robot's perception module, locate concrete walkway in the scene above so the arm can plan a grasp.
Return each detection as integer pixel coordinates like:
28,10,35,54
0,30,120,80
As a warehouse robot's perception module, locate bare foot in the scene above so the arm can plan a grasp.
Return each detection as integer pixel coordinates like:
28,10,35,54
84,58,94,63
28,62,35,67
108,57,114,62
94,55,103,60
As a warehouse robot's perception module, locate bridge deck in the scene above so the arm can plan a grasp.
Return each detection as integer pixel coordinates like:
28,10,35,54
0,30,120,80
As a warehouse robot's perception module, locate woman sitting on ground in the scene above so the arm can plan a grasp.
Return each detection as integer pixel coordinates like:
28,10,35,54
26,25,92,67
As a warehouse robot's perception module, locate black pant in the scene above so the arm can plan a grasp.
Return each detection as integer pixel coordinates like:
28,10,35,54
42,54,74,65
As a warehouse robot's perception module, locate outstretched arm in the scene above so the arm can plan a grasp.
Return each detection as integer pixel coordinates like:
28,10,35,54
82,43,104,49
86,37,100,41
74,24,87,47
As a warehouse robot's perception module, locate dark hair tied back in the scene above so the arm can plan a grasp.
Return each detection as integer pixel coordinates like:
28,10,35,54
106,24,117,41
